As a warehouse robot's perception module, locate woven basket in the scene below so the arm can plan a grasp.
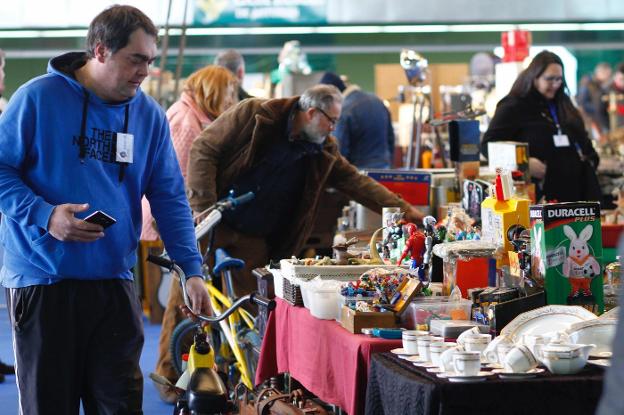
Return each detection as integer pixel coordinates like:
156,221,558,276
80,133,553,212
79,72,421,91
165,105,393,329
279,259,407,282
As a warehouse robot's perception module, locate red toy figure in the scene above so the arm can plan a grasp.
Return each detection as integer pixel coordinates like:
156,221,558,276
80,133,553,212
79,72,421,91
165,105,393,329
397,223,426,268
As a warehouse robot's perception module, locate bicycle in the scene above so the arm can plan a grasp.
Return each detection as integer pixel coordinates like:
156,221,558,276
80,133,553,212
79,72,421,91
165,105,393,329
148,254,275,415
168,191,265,391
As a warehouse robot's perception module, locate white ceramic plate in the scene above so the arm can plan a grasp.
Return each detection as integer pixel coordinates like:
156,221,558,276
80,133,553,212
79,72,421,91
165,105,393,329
491,368,545,379
500,305,597,343
446,371,493,383
588,359,611,368
565,319,617,357
427,367,443,373
390,348,419,356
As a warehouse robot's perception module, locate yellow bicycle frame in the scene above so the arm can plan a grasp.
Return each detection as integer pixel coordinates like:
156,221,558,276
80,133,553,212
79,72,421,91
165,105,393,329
204,281,256,389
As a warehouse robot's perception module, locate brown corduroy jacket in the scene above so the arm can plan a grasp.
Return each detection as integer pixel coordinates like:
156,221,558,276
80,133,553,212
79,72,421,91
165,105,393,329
186,96,413,259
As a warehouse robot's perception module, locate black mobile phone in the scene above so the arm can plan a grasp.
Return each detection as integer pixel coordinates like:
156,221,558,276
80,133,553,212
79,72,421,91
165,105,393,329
84,210,117,229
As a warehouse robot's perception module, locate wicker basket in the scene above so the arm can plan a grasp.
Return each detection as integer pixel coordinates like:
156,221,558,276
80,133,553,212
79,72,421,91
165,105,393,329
279,259,408,282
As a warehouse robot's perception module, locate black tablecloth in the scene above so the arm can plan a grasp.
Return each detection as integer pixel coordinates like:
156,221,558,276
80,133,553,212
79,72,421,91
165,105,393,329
365,353,604,415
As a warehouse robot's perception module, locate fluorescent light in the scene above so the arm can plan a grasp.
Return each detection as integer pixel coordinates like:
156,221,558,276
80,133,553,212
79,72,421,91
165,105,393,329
2,22,624,38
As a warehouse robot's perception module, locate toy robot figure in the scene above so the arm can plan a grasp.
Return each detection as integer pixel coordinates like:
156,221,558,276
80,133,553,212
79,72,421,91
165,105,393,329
382,212,405,259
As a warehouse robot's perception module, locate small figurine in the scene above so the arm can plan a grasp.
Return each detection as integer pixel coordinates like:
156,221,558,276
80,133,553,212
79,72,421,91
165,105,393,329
332,237,359,265
397,223,426,269
382,211,406,259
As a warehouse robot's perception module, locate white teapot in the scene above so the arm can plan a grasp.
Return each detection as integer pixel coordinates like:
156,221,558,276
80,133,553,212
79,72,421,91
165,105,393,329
540,341,595,375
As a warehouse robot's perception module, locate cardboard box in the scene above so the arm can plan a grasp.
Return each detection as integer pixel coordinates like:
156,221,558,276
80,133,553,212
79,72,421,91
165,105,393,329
486,141,530,183
340,306,397,334
530,202,603,312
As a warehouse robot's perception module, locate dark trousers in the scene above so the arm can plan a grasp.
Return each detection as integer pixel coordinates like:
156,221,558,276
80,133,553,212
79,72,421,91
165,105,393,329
7,279,144,415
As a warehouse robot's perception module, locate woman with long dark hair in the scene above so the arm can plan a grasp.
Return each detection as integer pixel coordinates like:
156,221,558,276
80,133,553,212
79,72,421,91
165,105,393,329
482,50,600,202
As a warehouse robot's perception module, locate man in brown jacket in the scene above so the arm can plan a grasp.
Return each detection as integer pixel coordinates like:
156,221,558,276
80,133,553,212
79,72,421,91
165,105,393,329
154,84,423,400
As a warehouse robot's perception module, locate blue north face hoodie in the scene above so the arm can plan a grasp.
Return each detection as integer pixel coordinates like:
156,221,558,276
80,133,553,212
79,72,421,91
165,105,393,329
0,52,202,287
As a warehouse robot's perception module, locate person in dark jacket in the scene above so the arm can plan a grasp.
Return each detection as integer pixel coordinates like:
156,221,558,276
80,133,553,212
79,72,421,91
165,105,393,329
214,49,251,101
482,50,600,203
319,72,395,169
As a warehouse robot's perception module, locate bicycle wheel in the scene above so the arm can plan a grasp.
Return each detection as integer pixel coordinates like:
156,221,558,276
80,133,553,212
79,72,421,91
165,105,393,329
170,318,230,378
170,319,197,377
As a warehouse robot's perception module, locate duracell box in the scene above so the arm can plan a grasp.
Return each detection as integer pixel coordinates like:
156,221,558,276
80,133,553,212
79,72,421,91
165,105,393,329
530,202,602,313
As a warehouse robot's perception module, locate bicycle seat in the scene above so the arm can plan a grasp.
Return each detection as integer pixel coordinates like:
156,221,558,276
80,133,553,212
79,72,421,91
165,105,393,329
187,368,229,414
213,248,245,274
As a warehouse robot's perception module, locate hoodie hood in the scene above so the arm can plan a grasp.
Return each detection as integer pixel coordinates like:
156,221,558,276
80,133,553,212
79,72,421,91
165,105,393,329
47,51,142,106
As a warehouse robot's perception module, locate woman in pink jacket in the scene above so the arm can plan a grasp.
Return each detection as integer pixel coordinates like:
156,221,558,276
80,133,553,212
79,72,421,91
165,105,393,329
141,65,239,240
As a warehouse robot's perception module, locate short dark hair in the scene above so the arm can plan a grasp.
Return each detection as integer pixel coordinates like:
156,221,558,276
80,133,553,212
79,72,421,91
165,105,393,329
86,5,158,58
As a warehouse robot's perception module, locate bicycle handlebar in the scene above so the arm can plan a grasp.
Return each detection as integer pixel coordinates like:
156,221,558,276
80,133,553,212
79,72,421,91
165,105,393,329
193,191,255,242
147,255,275,323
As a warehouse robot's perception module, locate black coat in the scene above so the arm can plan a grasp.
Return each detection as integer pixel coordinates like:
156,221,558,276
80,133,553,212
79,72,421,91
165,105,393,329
482,90,600,202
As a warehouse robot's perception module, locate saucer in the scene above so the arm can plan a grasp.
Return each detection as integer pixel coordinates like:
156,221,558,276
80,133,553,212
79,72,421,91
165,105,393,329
413,361,437,368
390,348,419,356
426,367,443,373
404,355,427,363
491,368,545,379
588,359,611,368
485,363,504,369
446,371,493,383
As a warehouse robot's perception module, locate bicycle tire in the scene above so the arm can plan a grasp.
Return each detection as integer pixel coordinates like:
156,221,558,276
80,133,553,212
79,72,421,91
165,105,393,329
170,318,230,378
170,318,198,377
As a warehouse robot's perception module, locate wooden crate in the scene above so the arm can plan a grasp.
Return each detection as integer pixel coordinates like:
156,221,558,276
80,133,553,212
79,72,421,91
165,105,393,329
340,306,397,334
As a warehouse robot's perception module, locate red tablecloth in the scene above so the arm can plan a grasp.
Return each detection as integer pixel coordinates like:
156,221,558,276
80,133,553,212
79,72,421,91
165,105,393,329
256,298,401,415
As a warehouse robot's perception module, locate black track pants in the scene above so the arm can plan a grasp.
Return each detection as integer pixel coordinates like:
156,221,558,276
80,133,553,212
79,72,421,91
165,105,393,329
7,279,144,415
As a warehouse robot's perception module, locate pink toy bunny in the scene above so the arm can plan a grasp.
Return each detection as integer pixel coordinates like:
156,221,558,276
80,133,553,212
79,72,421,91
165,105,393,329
562,224,600,296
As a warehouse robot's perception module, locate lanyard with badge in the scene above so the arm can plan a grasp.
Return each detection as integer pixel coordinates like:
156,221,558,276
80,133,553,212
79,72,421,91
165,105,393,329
547,102,571,148
78,89,134,182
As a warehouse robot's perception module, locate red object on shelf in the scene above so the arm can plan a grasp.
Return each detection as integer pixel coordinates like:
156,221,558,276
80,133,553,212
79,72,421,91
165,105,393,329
455,257,490,298
501,30,531,63
602,224,624,248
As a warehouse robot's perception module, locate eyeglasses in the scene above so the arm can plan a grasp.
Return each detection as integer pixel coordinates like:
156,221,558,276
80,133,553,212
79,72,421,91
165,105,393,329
314,107,339,126
541,75,563,84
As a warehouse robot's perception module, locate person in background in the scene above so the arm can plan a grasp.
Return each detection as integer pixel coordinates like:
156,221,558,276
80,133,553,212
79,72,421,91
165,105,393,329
608,62,624,132
577,62,611,137
141,65,239,241
319,71,395,169
214,48,251,101
0,6,208,413
150,65,239,402
482,50,600,203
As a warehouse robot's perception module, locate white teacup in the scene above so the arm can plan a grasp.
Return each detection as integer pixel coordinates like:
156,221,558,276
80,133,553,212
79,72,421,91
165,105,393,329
484,335,514,364
417,335,443,362
463,333,492,355
402,330,429,353
456,327,481,348
453,351,481,376
496,343,515,366
504,344,538,373
522,334,547,360
439,346,463,372
430,342,457,367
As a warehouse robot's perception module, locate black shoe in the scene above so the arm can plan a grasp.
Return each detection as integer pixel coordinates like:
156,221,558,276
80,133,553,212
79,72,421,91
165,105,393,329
0,362,14,375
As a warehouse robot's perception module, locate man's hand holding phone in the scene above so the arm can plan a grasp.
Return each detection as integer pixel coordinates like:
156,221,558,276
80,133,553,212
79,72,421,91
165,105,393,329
48,203,115,242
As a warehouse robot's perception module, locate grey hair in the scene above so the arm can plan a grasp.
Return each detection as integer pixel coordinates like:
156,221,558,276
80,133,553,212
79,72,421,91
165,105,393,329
214,49,244,74
299,84,343,112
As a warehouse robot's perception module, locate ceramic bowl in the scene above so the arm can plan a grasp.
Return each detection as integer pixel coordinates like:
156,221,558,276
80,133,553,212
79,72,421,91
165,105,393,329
540,343,595,375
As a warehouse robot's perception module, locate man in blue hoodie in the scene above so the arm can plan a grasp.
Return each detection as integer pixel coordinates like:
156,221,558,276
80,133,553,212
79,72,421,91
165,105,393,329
0,5,208,414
